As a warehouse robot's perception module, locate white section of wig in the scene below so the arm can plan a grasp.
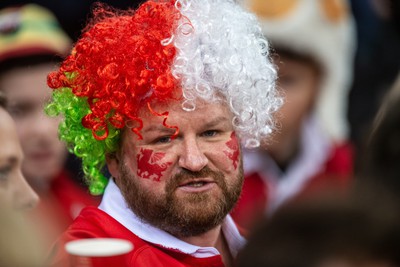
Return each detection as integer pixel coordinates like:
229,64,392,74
169,0,281,148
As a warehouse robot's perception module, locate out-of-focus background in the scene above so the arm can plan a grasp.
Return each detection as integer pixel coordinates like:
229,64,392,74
348,0,400,156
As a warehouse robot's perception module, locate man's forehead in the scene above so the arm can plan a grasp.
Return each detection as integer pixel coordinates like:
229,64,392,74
142,114,232,131
140,98,230,115
139,99,233,128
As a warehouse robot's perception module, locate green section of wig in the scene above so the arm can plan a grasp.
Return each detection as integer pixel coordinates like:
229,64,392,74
45,86,120,195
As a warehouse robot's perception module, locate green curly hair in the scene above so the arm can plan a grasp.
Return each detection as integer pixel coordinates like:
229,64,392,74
46,1,180,195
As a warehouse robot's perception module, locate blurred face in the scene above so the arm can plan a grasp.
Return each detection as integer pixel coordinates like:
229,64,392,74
107,100,244,237
267,54,321,163
0,108,39,210
0,64,67,188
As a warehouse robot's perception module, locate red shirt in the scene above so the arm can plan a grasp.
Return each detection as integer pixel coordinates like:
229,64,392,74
51,207,232,267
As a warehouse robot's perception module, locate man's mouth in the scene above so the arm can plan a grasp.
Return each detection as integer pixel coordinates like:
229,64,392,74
183,181,208,187
179,178,214,186
177,178,216,192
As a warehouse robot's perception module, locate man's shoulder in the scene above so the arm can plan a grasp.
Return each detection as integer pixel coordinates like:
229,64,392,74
62,207,146,246
69,207,152,244
49,207,149,267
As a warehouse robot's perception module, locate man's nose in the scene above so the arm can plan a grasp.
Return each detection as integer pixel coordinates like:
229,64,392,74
178,137,208,172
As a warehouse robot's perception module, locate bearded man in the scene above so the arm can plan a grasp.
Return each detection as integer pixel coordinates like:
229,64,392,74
46,0,281,266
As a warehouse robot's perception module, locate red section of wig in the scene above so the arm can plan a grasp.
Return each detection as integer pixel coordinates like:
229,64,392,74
48,0,181,140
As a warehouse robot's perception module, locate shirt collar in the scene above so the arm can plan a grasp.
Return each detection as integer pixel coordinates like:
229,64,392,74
99,179,245,258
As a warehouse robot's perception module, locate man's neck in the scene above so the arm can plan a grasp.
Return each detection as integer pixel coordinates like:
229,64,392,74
180,225,233,267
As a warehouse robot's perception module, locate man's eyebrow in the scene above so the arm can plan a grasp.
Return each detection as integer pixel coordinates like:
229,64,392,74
202,116,230,129
140,116,230,134
141,125,177,135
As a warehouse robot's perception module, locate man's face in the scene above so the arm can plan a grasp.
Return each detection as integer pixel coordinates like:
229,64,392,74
107,99,244,237
0,63,67,187
267,54,321,160
0,108,39,211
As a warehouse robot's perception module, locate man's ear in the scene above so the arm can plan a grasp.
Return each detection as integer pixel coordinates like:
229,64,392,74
106,152,120,179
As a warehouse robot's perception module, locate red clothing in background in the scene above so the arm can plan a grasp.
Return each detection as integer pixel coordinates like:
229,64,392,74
231,142,353,230
28,170,100,250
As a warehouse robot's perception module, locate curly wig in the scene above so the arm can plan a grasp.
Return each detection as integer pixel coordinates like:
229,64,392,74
46,0,281,194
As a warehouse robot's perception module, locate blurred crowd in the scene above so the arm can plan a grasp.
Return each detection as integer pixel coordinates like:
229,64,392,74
0,0,399,267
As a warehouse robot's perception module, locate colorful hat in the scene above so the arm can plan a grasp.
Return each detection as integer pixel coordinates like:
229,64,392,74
240,0,356,142
0,4,71,62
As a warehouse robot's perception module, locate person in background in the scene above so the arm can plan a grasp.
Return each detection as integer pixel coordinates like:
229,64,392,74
44,0,281,266
0,90,38,211
231,0,356,229
236,192,400,267
356,76,400,204
0,91,43,267
0,4,100,249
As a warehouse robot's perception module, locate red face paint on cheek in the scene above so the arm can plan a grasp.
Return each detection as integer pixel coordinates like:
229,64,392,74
223,132,240,170
136,148,173,182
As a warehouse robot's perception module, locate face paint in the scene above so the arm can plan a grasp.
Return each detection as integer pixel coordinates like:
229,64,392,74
223,132,240,170
136,148,173,181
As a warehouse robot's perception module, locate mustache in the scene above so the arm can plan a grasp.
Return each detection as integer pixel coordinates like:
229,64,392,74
169,166,225,187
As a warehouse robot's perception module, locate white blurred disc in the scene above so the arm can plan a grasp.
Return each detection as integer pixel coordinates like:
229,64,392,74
65,238,133,257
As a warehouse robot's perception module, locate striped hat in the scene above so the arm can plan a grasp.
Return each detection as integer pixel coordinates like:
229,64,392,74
0,4,71,62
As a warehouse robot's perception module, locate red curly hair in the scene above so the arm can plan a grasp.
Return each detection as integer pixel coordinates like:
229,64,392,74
48,0,181,140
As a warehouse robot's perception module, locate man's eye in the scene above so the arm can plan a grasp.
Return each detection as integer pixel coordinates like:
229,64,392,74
155,136,172,144
202,130,218,137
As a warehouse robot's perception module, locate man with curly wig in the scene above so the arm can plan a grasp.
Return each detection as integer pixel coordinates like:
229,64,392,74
47,0,281,266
